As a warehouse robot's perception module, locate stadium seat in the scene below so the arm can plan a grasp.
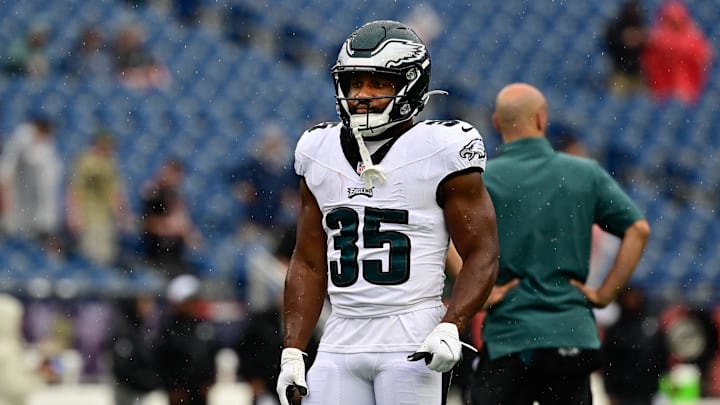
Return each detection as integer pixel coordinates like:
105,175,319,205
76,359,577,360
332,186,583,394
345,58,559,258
0,0,718,305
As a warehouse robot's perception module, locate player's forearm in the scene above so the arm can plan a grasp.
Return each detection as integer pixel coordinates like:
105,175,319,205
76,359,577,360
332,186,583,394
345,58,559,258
282,262,327,350
444,241,463,280
597,219,651,304
441,251,498,331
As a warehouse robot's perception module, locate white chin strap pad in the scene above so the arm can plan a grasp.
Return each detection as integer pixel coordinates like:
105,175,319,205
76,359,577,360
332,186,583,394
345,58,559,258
349,112,390,137
351,128,386,188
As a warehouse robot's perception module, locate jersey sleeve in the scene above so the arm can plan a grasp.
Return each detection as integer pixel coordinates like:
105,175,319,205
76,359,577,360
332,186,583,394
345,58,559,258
437,120,487,175
593,163,644,236
294,130,310,177
294,122,339,178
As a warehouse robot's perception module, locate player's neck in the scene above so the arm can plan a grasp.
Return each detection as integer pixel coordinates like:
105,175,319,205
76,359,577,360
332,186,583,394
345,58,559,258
383,120,414,139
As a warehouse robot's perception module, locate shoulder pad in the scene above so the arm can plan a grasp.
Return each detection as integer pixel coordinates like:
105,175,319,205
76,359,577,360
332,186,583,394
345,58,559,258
304,121,341,135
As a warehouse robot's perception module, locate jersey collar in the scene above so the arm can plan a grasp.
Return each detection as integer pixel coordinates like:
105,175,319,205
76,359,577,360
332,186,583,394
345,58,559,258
340,126,404,175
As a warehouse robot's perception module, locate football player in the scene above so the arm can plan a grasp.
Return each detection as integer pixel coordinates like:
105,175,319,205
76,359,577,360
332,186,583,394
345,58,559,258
276,20,499,405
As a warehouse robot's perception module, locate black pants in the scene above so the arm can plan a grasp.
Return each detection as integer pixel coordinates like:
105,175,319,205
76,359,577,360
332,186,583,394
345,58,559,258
469,347,596,405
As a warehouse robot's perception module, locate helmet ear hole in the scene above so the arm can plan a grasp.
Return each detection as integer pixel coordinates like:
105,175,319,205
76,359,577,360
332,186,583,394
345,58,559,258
405,68,418,82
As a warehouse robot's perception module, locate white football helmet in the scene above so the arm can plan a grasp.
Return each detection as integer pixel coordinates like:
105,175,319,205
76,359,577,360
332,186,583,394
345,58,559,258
332,20,434,138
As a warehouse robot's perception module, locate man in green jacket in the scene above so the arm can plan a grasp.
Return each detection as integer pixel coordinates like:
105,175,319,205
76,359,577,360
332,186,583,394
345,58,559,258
470,82,651,405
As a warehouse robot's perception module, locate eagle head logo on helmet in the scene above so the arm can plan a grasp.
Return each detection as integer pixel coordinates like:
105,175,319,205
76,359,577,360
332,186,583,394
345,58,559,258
332,20,432,139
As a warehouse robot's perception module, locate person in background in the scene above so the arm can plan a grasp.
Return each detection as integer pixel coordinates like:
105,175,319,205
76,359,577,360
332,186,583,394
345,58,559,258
276,20,499,405
236,223,322,405
63,25,113,77
139,158,202,278
640,0,713,105
154,275,217,405
470,83,651,405
3,21,51,78
66,131,134,266
0,294,50,405
110,295,163,405
111,24,171,89
604,0,649,95
602,286,669,405
228,123,298,249
0,115,63,251
402,3,442,47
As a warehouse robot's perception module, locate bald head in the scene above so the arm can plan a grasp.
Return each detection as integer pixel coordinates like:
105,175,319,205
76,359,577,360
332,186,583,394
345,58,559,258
492,83,548,143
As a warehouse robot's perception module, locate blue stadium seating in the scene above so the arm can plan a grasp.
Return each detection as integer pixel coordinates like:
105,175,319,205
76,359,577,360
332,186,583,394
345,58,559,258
0,0,718,305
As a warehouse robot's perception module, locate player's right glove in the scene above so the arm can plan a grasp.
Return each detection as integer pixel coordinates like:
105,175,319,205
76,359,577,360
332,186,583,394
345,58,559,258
276,348,308,405
407,322,462,372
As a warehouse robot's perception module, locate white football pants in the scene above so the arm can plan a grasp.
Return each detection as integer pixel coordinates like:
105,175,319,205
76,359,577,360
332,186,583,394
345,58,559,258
302,351,442,405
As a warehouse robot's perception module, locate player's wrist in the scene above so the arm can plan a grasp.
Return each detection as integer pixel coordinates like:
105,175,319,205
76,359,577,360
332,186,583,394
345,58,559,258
438,319,464,332
281,348,307,361
436,322,459,332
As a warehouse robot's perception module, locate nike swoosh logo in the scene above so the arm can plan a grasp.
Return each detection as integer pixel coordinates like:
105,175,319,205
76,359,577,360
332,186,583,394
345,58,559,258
461,126,473,132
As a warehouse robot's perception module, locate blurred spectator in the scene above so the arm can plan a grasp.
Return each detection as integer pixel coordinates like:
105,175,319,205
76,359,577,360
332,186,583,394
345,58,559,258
661,304,719,397
62,26,113,77
640,0,713,105
3,21,51,78
604,1,649,95
601,286,669,405
0,294,49,405
229,124,298,249
0,116,63,250
66,131,134,266
70,301,112,379
111,24,171,89
234,227,319,405
235,289,287,405
22,301,75,376
402,3,442,46
154,275,217,405
140,158,202,278
110,295,163,405
243,232,289,313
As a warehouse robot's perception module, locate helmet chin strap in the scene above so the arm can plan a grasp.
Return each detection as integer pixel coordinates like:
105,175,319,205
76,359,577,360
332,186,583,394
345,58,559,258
352,127,386,188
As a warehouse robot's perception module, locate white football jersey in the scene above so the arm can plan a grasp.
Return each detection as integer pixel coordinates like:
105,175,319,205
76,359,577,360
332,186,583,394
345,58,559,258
295,120,486,319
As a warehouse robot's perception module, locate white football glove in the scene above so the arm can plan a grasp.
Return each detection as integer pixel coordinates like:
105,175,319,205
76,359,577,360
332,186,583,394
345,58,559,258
276,348,308,405
407,322,462,372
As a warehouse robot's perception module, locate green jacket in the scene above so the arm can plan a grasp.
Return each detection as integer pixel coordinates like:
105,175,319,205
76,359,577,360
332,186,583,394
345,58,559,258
482,137,643,360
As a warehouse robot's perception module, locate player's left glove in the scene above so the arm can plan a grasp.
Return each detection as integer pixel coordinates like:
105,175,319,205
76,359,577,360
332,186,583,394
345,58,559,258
276,348,308,405
407,322,462,372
